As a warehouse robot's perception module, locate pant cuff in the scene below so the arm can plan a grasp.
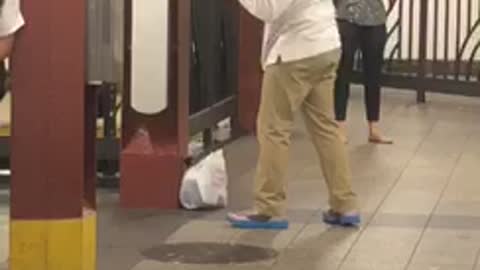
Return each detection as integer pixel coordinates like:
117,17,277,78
254,201,285,218
329,197,358,214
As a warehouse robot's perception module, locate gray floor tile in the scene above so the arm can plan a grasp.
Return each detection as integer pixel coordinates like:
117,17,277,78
98,247,145,270
408,264,473,270
230,223,305,251
342,227,422,266
132,262,272,270
273,246,343,270
166,220,237,244
410,229,480,265
379,189,442,215
435,200,480,218
429,214,480,230
340,262,406,270
370,213,428,229
288,223,359,265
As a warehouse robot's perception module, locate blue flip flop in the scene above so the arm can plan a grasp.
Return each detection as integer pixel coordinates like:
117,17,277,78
323,211,361,227
227,212,289,230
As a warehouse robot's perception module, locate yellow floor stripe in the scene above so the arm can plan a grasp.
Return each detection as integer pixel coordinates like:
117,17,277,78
10,210,96,270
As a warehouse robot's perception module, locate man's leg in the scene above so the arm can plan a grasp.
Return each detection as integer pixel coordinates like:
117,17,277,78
301,53,359,225
254,65,297,218
228,61,309,229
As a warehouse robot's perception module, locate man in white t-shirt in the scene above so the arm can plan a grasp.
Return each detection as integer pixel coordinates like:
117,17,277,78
0,0,24,60
227,0,360,229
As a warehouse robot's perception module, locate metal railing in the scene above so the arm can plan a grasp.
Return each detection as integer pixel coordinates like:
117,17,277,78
188,0,238,157
355,0,480,101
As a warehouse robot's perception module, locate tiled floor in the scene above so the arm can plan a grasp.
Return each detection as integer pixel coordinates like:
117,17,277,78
5,87,480,269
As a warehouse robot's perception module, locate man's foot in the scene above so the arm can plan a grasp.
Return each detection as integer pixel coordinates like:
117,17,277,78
322,210,361,227
227,211,289,230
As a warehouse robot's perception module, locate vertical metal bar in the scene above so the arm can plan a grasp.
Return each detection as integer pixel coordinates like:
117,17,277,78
101,84,115,138
203,128,213,151
101,83,118,179
84,84,98,207
468,0,472,28
408,0,414,63
433,0,439,78
399,0,403,58
455,0,462,79
444,0,450,79
417,0,429,102
223,0,243,138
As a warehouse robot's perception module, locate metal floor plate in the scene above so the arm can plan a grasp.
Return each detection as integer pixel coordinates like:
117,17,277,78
142,243,277,264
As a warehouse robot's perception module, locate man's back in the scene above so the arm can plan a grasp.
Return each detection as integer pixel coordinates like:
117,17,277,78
240,0,340,68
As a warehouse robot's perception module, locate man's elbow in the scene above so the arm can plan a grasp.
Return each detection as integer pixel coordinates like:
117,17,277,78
238,1,275,22
0,36,15,61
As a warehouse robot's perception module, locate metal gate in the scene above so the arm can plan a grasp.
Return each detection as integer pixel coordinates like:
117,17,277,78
355,0,480,101
189,0,238,153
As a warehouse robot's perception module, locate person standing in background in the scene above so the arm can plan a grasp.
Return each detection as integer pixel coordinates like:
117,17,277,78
0,0,24,128
227,0,360,230
334,0,392,144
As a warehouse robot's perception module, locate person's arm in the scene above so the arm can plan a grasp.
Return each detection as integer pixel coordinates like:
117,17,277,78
238,0,294,22
332,0,339,8
0,0,24,61
0,35,14,61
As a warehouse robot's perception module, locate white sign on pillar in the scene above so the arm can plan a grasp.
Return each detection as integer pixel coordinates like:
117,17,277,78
131,0,169,114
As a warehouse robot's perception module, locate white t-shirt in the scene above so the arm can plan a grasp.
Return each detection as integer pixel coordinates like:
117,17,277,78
0,0,24,38
239,0,339,69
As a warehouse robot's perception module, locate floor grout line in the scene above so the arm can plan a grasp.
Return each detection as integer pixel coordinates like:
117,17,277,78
335,105,438,270
471,248,480,270
268,211,317,269
402,130,473,270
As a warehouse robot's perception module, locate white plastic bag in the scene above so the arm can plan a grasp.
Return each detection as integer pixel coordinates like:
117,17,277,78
213,118,231,142
180,149,228,210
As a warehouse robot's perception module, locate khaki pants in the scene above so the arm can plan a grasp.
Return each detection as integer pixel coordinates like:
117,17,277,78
254,50,357,217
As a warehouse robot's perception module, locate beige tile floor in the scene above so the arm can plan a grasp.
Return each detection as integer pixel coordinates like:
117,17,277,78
2,87,480,270
97,88,480,270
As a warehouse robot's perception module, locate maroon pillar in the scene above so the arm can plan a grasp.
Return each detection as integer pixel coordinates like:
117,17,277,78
10,0,96,267
10,0,95,221
236,8,263,133
120,0,191,208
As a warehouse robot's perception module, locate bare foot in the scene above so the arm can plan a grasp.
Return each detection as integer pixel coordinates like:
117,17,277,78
369,133,393,144
368,123,393,144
